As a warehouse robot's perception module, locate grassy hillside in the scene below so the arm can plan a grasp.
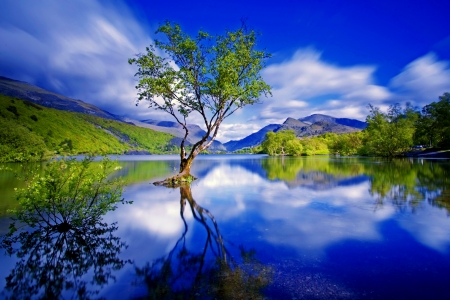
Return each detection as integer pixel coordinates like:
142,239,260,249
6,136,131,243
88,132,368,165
0,95,174,162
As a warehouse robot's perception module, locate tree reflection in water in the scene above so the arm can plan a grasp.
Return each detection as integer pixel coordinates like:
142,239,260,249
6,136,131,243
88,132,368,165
134,185,272,299
1,220,129,300
261,156,450,215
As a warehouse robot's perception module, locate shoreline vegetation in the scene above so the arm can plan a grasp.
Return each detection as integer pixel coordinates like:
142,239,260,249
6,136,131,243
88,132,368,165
260,93,450,159
1,92,449,163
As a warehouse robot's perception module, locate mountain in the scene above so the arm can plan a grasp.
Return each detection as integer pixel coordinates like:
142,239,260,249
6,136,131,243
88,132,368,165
299,114,367,129
0,76,226,152
277,119,360,137
0,76,120,121
224,124,281,152
138,119,226,151
0,95,174,162
225,115,367,152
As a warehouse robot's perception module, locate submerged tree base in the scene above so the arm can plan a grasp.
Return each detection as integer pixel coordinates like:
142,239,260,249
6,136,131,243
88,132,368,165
153,173,197,188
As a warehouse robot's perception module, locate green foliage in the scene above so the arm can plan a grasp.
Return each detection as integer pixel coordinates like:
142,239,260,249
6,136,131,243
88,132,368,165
415,92,450,147
79,114,174,154
262,130,302,156
300,136,329,155
1,156,131,298
0,95,174,162
8,157,127,230
363,103,417,157
0,118,49,162
328,131,366,156
129,21,271,173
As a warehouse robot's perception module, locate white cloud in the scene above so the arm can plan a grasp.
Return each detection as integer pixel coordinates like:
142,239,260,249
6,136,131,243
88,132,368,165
217,123,269,141
259,48,391,122
390,53,450,106
0,0,156,119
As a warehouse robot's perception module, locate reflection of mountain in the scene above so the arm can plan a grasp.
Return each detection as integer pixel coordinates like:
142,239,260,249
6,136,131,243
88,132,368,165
115,160,176,183
283,172,368,190
259,156,450,214
261,157,368,190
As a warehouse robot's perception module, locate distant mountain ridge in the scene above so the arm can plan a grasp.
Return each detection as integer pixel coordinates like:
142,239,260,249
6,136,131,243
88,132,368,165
138,119,226,151
224,114,367,152
0,76,120,121
224,124,281,152
299,114,367,129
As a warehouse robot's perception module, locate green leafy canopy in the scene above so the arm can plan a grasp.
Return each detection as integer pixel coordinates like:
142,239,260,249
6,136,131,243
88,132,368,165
129,21,272,173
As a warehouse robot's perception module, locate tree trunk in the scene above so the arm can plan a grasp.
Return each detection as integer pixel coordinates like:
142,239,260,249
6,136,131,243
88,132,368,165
153,150,197,187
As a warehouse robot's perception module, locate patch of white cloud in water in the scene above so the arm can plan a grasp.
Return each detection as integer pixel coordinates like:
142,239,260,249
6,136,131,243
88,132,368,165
189,162,396,256
194,161,450,254
103,181,201,266
396,203,450,253
390,53,450,107
0,0,158,119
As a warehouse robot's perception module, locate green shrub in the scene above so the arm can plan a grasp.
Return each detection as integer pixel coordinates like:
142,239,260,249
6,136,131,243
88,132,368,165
8,157,128,232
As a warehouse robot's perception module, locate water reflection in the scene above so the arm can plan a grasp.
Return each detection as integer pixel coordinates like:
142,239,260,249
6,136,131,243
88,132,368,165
261,157,450,215
133,185,272,299
2,156,450,298
1,220,129,299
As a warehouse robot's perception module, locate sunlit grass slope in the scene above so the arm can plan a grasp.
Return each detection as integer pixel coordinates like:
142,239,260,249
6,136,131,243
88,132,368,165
0,95,174,162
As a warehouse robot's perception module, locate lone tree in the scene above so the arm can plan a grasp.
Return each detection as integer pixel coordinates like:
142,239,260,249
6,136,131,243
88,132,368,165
129,22,271,186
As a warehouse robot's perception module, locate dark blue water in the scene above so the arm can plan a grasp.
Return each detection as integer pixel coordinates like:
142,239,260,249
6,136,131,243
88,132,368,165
1,155,450,299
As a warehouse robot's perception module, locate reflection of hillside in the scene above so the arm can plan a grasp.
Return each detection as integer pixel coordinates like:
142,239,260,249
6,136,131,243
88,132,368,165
284,172,368,190
261,157,450,214
368,159,450,214
115,160,176,183
262,157,367,190
0,162,43,216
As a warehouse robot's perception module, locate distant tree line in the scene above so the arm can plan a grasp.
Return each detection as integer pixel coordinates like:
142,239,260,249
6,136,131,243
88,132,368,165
261,92,450,158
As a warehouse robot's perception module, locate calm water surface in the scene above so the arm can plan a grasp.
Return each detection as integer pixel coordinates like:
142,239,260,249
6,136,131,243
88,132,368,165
1,155,450,299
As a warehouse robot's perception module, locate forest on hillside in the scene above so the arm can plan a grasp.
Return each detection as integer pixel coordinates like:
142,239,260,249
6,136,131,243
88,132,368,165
0,95,175,162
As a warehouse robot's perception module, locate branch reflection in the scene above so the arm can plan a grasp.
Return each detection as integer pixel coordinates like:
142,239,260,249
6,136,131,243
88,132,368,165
134,185,272,299
1,219,129,300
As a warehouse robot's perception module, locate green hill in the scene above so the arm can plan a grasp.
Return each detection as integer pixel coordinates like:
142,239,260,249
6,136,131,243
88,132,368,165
0,95,174,162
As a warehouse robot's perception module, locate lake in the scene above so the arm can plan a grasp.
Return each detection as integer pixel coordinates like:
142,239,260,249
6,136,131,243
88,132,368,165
1,155,450,299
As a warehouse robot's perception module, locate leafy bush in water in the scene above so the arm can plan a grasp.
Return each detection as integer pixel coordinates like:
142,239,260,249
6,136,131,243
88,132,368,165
9,157,128,232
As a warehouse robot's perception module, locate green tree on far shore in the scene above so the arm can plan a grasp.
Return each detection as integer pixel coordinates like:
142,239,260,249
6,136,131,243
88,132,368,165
261,130,302,156
363,103,417,157
415,92,450,148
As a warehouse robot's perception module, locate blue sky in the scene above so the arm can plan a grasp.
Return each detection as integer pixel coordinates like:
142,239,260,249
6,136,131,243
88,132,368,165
1,0,449,142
